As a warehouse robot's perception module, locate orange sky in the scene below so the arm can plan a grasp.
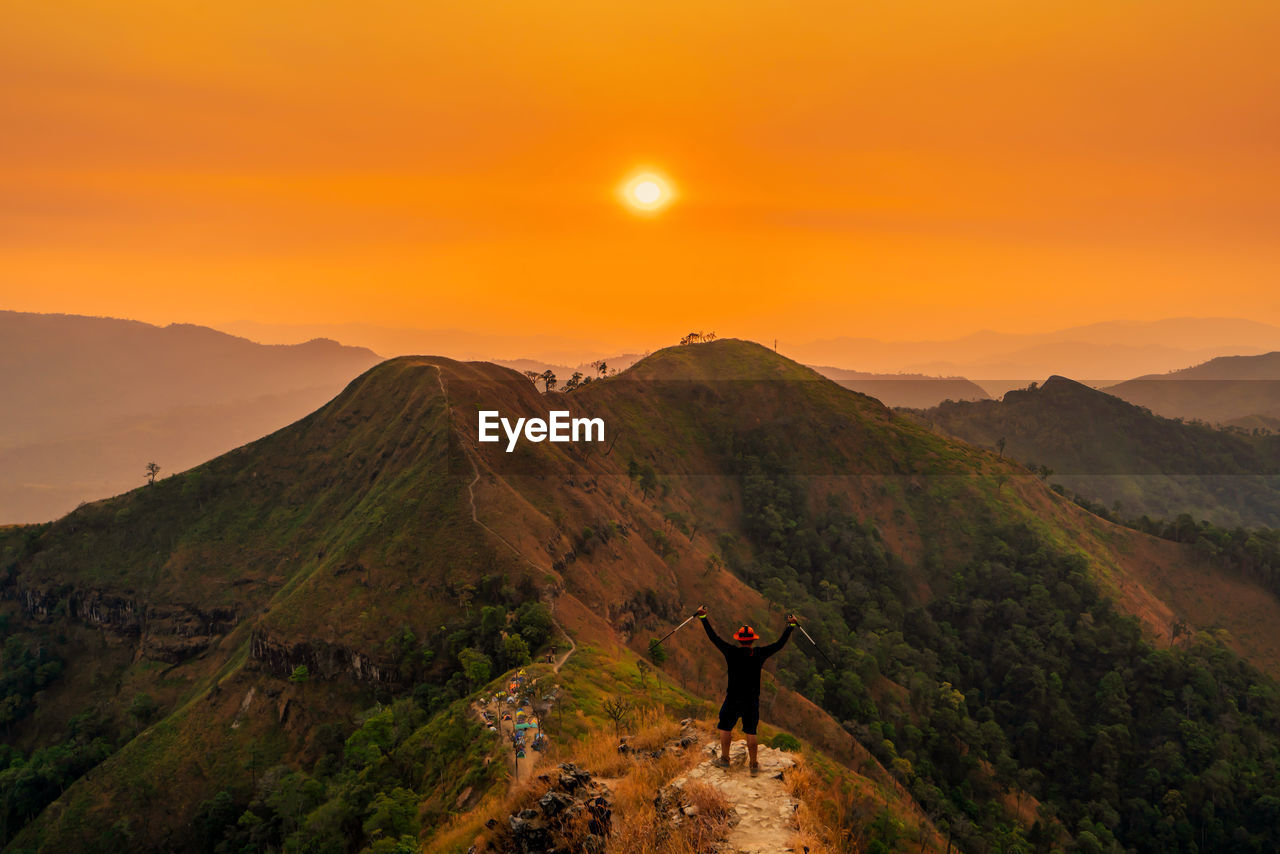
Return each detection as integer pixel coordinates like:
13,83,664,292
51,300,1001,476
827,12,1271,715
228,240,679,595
3,0,1279,349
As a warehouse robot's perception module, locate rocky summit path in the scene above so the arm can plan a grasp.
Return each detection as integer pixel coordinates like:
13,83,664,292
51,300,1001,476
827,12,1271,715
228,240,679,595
672,740,800,854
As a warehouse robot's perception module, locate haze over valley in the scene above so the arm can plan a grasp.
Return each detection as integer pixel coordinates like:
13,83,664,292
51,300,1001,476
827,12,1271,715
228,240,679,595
0,311,381,523
8,311,1280,526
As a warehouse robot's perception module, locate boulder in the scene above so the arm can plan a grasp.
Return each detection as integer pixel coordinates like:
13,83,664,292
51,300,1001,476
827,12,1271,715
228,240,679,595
539,790,574,817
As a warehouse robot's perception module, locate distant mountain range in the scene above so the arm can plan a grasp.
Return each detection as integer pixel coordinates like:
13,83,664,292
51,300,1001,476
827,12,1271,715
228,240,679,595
14,311,1280,524
492,354,647,382
220,320,620,365
808,365,988,408
1106,351,1280,426
789,318,1280,394
493,360,989,408
0,311,382,522
221,316,1280,405
917,375,1280,527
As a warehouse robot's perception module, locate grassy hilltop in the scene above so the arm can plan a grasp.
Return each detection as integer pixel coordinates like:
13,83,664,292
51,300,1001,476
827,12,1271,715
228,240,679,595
2,340,1280,853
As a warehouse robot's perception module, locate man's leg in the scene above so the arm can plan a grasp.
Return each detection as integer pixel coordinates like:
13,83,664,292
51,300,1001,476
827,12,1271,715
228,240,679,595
715,698,737,766
744,701,761,771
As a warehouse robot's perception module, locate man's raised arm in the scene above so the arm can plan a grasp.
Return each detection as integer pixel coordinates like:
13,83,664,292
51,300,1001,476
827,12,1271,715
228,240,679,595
696,606,734,655
759,614,798,658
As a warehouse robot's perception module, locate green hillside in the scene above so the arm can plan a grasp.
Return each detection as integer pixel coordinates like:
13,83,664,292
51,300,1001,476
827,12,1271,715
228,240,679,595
916,375,1280,527
2,341,1280,853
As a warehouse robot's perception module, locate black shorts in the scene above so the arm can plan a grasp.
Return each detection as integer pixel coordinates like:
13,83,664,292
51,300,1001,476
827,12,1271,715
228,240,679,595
717,696,761,735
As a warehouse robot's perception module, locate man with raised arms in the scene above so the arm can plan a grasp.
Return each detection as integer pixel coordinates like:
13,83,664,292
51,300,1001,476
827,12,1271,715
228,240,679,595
694,605,797,775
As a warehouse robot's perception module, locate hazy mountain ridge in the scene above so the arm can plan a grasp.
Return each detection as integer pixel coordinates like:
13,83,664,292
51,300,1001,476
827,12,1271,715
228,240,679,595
809,364,989,408
790,317,1280,392
917,375,1280,526
0,311,383,522
220,319,619,366
491,353,646,382
492,358,989,409
219,317,1280,391
1106,351,1280,425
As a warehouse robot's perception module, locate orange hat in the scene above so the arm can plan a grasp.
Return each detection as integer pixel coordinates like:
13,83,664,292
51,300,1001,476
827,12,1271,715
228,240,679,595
733,625,759,642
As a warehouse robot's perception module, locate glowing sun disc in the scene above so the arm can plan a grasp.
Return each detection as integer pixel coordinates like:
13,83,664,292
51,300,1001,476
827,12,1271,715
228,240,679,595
622,172,673,212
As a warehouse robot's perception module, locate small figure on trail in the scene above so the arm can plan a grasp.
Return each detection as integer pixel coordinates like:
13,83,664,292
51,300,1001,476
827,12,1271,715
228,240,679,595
695,605,796,776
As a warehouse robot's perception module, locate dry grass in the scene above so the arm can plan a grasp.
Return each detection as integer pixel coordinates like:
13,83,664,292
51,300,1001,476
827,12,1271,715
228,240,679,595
626,707,687,751
432,712,714,854
608,759,731,854
785,754,951,854
425,786,511,854
429,710,950,854
680,780,729,818
674,780,733,850
598,716,729,854
786,759,845,854
429,773,554,854
791,826,832,854
554,707,687,778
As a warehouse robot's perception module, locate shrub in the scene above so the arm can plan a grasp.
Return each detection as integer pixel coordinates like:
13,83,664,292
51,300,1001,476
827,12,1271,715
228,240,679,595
769,732,801,752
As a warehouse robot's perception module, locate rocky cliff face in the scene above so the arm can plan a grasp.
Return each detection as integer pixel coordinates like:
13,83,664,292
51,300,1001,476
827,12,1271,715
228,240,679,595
10,584,236,662
249,630,398,684
7,579,408,685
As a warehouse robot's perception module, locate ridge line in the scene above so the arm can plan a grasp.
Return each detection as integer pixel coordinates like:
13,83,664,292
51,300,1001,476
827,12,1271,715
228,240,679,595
433,366,576,674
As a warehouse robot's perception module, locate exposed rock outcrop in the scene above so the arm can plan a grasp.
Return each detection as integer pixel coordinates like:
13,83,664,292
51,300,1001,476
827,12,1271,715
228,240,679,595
10,584,236,663
617,718,701,760
475,763,612,854
249,630,398,685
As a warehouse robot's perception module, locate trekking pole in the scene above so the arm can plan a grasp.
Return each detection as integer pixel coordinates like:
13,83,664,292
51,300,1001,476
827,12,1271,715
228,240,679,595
653,605,703,647
795,621,838,669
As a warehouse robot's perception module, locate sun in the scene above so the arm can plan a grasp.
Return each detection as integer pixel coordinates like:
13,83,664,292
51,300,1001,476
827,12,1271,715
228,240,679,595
621,171,674,213
634,180,661,204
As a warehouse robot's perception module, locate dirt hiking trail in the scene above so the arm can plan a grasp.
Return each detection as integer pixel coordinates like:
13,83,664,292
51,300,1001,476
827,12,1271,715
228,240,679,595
672,740,800,854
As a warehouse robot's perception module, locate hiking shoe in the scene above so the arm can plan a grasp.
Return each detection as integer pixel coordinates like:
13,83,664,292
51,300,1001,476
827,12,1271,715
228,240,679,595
712,757,731,769
749,763,760,777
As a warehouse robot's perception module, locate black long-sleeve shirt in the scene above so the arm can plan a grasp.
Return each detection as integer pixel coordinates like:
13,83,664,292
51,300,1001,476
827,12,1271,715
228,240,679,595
701,617,793,701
